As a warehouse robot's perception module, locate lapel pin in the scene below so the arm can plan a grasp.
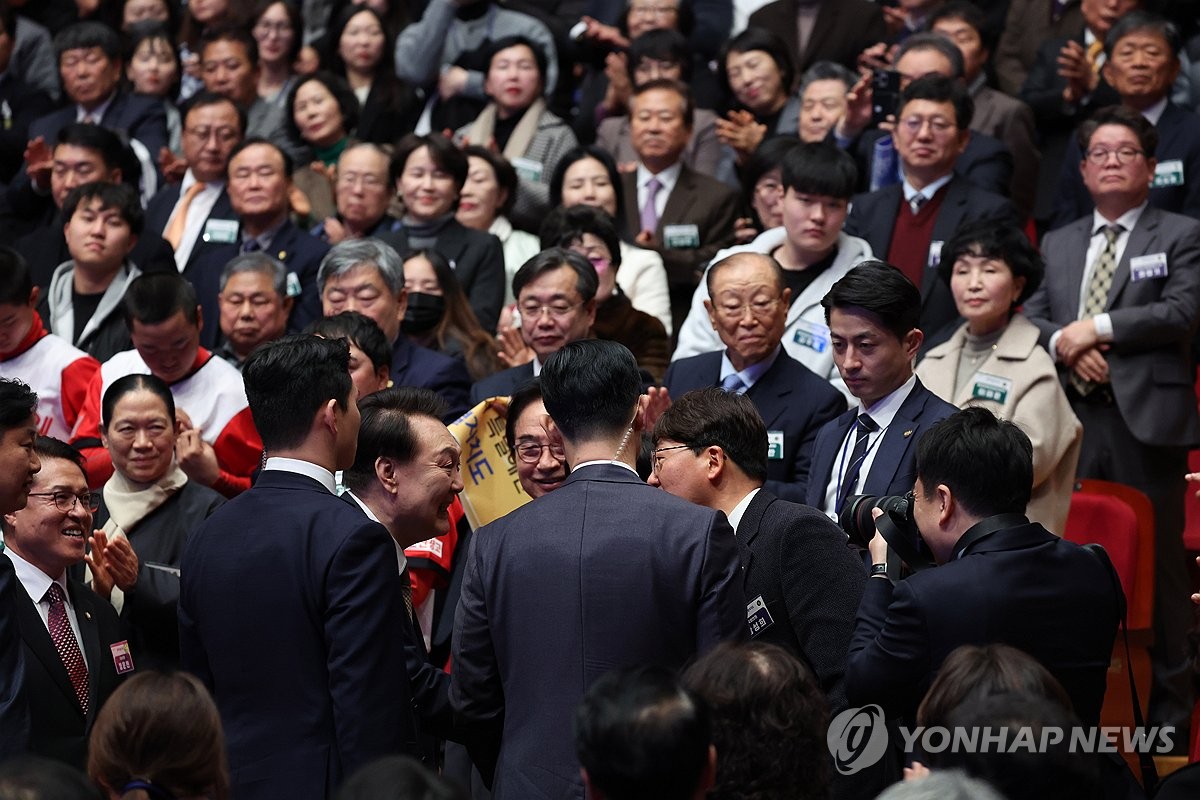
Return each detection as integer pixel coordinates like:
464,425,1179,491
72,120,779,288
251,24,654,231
903,429,914,438
277,250,287,260
85,611,92,620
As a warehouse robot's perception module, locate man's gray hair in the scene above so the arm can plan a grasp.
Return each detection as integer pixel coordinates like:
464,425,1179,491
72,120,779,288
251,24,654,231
876,771,1006,800
219,252,288,295
317,237,405,295
799,61,857,96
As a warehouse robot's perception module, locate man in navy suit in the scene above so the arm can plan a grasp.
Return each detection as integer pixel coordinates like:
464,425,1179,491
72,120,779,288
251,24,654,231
187,139,330,348
664,253,846,501
319,238,470,420
0,378,42,759
143,93,244,275
180,335,418,799
806,261,957,528
847,407,1121,727
469,249,597,405
451,339,745,799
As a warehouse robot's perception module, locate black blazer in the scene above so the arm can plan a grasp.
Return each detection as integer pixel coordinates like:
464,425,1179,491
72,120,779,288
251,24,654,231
15,576,127,769
186,218,332,348
144,183,238,274
748,0,887,73
854,129,1014,199
391,334,472,422
380,221,506,333
356,77,422,145
664,350,847,501
469,361,534,406
29,90,169,159
0,556,29,759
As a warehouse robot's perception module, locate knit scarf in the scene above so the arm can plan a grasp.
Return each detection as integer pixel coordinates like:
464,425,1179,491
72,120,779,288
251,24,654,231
465,97,546,163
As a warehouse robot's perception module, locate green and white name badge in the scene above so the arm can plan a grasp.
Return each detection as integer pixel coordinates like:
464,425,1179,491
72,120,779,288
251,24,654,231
202,218,239,243
1153,159,1184,188
767,430,784,460
971,372,1012,405
663,223,700,249
511,156,544,183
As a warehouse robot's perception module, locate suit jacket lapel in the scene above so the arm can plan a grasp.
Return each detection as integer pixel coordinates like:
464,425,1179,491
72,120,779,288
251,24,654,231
15,590,82,716
811,407,857,497
660,166,697,235
1107,207,1158,307
926,178,970,300
862,384,927,494
622,171,640,235
746,357,793,429
72,584,104,723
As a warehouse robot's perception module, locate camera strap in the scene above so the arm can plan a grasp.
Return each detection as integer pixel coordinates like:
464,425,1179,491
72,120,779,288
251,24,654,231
875,511,935,572
950,513,1030,560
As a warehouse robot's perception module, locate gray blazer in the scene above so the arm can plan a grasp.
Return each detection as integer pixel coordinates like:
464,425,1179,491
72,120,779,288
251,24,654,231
1023,206,1200,448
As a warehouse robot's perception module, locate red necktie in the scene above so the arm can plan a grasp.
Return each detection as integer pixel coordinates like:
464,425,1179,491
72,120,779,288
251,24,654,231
46,583,90,716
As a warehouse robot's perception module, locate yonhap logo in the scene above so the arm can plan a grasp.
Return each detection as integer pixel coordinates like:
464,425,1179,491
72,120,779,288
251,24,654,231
827,705,889,774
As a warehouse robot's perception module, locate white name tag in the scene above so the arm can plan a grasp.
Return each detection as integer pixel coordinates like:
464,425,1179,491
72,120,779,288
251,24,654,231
792,319,830,353
663,224,700,249
927,240,944,269
767,430,784,460
202,218,238,243
1130,252,1168,282
1153,159,1184,188
285,271,302,298
747,594,774,636
971,372,1012,405
511,156,543,183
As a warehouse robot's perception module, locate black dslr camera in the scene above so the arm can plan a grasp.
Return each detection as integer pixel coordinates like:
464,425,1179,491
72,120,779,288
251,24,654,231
839,493,933,571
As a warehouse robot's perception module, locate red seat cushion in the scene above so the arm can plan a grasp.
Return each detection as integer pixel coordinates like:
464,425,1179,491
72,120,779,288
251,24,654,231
1064,494,1137,605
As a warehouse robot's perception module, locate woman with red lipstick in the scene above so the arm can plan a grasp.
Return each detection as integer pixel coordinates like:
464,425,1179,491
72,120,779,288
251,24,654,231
285,71,360,225
916,220,1081,534
455,35,578,234
716,28,799,167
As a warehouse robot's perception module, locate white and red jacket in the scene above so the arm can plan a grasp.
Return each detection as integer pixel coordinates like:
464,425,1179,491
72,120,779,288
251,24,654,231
72,347,262,496
0,313,99,439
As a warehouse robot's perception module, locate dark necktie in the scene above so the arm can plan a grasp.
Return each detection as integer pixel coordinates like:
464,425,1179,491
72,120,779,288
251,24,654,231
46,583,89,716
837,413,879,512
241,238,263,254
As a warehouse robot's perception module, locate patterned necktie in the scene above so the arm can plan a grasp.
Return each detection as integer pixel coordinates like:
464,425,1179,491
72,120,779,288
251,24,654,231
640,177,662,234
1086,39,1105,74
909,194,927,216
721,372,746,395
46,583,89,716
1071,224,1121,395
163,181,205,250
837,413,879,512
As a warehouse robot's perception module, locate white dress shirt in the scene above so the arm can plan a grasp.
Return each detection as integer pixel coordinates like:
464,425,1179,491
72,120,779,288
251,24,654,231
727,487,761,533
168,170,226,271
263,456,337,494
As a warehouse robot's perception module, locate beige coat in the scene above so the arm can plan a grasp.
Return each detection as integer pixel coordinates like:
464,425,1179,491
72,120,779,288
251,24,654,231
916,314,1082,535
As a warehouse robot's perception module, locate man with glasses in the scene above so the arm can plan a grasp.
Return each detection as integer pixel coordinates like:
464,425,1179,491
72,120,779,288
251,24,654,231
1024,105,1200,734
470,249,598,404
663,253,846,501
844,75,1017,348
2,436,136,768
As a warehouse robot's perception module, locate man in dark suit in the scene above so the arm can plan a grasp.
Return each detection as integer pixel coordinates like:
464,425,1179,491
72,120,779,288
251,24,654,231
187,138,330,347
179,335,418,799
1023,106,1200,730
469,249,598,405
0,378,43,759
847,407,1121,727
143,93,244,276
1050,12,1200,228
3,436,132,768
993,0,1084,95
806,261,957,527
748,0,887,74
451,339,745,799
319,238,471,420
844,75,1019,345
620,79,740,329
664,253,846,502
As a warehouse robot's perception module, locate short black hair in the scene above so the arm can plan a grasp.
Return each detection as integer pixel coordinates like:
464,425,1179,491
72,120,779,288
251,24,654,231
822,260,921,341
343,387,449,493
938,218,1044,305
485,34,547,83
927,1,996,52
505,378,543,452
228,136,294,179
200,23,258,68
1076,104,1159,156
538,206,623,270
916,407,1033,518
719,27,796,97
511,248,599,304
392,133,467,191
575,665,712,800
0,247,33,306
631,78,694,130
182,90,247,138
900,73,973,129
653,387,768,482
541,340,641,443
63,181,144,236
780,140,858,199
895,32,965,80
627,28,692,84
462,145,518,217
122,273,199,328
741,135,798,219
325,4,392,78
35,435,86,476
54,21,122,61
56,122,126,173
798,60,857,95
1105,10,1182,59
101,373,176,430
286,71,359,146
549,146,625,222
243,334,353,450
0,377,38,431
307,311,391,373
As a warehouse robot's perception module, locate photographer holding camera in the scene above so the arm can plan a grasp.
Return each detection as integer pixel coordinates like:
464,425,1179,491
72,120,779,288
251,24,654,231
844,407,1121,728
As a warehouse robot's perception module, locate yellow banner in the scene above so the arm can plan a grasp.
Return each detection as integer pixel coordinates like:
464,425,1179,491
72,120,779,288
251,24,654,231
448,397,531,530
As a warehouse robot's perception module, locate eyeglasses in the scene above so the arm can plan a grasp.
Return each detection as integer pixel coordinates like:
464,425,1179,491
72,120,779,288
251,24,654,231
518,302,581,320
651,443,691,473
714,297,781,320
28,491,100,513
1085,146,1145,166
899,116,957,136
514,442,566,463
